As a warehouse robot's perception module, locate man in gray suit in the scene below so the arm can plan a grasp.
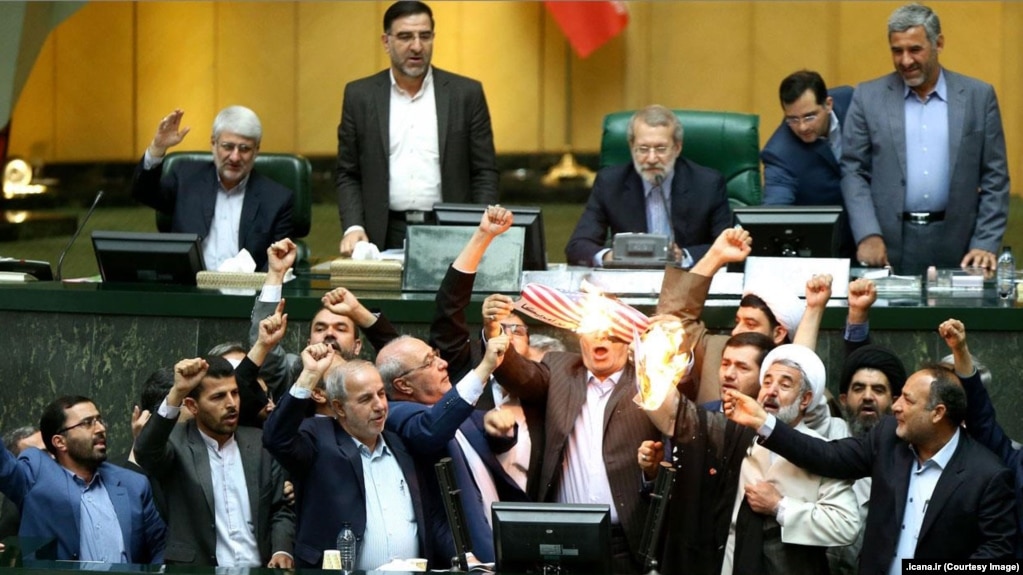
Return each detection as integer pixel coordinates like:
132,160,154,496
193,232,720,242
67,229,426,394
841,3,1010,275
135,356,295,567
336,0,499,255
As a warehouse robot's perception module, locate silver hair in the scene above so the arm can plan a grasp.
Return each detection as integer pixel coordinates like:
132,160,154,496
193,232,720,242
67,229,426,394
375,335,417,396
529,334,566,354
211,105,262,144
888,3,941,45
324,359,376,404
626,105,684,146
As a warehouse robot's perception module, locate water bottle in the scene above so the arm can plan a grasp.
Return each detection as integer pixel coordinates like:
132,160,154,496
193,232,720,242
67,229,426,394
336,522,357,572
997,246,1016,299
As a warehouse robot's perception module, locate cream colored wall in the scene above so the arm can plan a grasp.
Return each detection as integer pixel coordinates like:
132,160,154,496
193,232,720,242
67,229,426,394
8,1,1023,192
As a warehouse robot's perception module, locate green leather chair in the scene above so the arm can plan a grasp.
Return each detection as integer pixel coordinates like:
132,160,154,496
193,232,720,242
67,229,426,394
599,110,762,207
159,151,313,261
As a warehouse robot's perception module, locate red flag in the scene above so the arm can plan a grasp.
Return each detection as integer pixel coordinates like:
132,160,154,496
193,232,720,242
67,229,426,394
545,1,629,59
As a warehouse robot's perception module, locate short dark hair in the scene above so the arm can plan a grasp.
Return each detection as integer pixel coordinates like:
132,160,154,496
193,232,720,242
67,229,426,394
738,293,784,338
140,367,175,413
723,331,775,367
921,363,967,427
188,356,236,400
3,425,39,455
779,70,828,107
384,1,434,33
39,395,94,455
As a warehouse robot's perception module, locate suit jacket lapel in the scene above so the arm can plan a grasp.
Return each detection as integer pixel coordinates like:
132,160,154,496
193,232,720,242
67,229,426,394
918,433,966,540
623,172,649,233
885,74,909,203
337,426,366,500
102,468,133,559
375,72,391,164
238,176,260,248
603,366,635,432
187,422,217,518
945,70,965,182
434,69,450,164
668,159,689,240
236,432,263,532
815,140,840,173
201,166,218,237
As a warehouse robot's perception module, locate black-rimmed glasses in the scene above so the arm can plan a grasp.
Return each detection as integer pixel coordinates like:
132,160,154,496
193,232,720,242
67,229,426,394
58,415,105,435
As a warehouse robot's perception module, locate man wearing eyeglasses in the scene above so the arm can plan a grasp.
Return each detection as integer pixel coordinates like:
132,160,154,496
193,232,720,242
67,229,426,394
565,104,732,268
131,106,295,271
0,395,166,563
760,70,856,258
336,0,498,255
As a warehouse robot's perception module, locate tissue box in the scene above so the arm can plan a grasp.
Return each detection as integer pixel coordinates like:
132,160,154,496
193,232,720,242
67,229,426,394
196,271,268,289
330,259,402,290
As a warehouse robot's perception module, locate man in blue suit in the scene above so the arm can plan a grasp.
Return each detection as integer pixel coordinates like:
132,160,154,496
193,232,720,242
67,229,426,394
0,395,165,563
760,70,855,257
263,349,442,570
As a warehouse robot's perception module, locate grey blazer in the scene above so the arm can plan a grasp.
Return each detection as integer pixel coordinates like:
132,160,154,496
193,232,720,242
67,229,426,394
840,68,1010,265
334,67,499,248
134,415,294,566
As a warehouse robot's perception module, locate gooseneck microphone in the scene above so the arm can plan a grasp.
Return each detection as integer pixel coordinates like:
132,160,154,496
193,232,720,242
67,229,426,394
56,190,104,281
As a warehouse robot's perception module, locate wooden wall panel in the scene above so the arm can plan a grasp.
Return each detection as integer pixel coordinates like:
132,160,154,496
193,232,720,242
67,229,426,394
53,2,134,161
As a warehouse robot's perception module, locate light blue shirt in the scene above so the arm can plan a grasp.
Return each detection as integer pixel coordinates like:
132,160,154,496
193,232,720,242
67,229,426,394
903,71,950,213
71,469,127,563
354,435,418,571
643,171,675,240
826,109,843,162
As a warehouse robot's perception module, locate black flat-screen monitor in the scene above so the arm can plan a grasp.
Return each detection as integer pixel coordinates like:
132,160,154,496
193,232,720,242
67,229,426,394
91,231,205,285
733,205,843,258
433,203,547,270
492,502,611,575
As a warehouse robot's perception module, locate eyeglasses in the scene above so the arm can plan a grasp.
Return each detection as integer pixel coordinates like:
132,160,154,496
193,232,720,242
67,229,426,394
390,31,434,44
500,323,529,336
397,348,440,379
632,145,672,158
784,112,821,127
216,141,256,155
58,415,105,435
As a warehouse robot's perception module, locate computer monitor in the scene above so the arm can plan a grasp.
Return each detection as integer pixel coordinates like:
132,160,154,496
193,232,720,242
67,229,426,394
91,231,205,285
492,502,611,575
433,203,548,270
732,205,843,258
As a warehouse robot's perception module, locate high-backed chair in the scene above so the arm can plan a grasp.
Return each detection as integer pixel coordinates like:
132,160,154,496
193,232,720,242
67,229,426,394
159,152,313,261
599,110,761,207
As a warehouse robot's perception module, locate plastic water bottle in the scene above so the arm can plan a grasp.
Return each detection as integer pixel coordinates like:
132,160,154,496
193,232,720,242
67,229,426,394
997,246,1016,300
336,522,357,572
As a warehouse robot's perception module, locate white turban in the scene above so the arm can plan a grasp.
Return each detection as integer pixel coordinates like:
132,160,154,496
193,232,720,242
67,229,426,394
743,284,806,338
759,344,826,408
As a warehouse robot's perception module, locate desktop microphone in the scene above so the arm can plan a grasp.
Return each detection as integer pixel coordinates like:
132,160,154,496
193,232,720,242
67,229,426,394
55,190,104,281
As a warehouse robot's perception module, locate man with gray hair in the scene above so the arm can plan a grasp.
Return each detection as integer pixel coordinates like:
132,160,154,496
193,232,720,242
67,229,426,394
565,104,732,267
132,106,294,271
642,341,858,574
841,3,1009,275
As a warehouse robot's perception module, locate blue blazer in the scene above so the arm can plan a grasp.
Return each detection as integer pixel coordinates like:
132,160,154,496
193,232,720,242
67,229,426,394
131,159,294,271
387,387,528,563
262,392,439,569
761,86,854,206
565,156,732,266
0,447,165,563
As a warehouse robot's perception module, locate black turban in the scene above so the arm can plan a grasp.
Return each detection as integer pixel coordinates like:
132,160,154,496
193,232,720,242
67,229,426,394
840,344,907,397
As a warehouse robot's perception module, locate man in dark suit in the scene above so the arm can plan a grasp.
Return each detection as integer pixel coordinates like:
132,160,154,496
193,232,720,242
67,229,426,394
842,3,1010,275
263,347,442,570
131,106,294,271
336,0,498,255
565,104,732,267
0,395,165,563
724,364,1017,570
493,320,661,573
134,356,294,567
941,318,1023,557
761,70,855,258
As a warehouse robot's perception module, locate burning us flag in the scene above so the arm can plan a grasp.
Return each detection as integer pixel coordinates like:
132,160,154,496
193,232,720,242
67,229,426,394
515,281,650,342
633,320,693,410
